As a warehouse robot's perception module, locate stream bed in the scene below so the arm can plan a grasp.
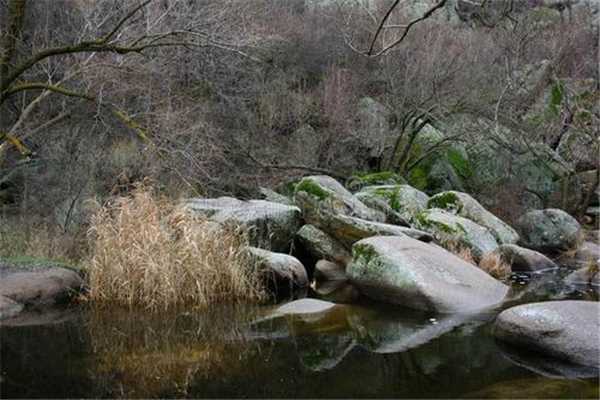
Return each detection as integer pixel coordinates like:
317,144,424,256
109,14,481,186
1,270,598,398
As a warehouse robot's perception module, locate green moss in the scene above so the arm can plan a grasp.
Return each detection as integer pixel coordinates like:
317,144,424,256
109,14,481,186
371,187,402,212
347,171,405,191
352,243,377,265
295,179,330,201
447,148,473,179
428,192,460,211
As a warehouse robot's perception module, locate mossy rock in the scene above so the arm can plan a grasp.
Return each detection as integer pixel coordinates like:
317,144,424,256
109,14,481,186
428,191,519,244
346,171,406,192
355,184,429,225
415,209,499,261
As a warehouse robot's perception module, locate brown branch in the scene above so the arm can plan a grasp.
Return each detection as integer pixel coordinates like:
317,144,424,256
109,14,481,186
368,0,447,57
246,152,346,181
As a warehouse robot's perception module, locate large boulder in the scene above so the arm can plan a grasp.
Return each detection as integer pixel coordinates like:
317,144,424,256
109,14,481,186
355,184,429,225
494,301,600,368
0,267,83,306
428,191,519,244
483,244,558,273
184,197,301,252
296,224,351,264
294,175,385,223
346,236,509,313
516,209,582,254
346,171,406,192
246,247,308,293
415,209,498,260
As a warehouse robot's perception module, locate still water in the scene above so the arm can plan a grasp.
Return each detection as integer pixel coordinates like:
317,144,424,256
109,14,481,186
1,272,599,399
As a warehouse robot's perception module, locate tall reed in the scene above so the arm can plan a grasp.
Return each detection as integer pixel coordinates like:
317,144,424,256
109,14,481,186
86,185,266,309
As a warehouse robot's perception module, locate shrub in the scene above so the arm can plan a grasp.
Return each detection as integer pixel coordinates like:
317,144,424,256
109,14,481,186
86,185,266,310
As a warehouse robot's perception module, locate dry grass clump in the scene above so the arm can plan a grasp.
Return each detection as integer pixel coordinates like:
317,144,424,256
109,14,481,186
439,237,477,265
86,185,266,310
0,216,85,264
479,252,511,280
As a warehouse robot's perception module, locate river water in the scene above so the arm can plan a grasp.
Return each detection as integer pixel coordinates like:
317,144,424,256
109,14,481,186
1,271,598,398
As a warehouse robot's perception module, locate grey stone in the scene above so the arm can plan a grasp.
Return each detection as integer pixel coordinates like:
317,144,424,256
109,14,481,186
516,209,583,254
488,244,558,272
296,224,351,264
494,301,600,367
314,259,347,282
347,235,509,313
184,197,302,252
0,267,83,306
246,247,308,292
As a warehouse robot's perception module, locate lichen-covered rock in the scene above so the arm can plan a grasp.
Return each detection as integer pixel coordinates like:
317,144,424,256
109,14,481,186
275,298,339,316
184,197,301,252
484,244,558,272
494,301,600,368
415,209,499,260
246,247,308,292
294,175,385,223
0,267,83,306
557,129,598,172
428,191,519,244
355,184,429,225
296,224,351,264
347,236,509,313
516,209,582,254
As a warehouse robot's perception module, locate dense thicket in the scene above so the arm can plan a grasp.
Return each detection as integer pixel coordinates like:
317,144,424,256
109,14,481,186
0,0,597,259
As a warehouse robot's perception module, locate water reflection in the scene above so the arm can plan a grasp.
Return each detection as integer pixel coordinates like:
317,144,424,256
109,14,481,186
1,271,598,399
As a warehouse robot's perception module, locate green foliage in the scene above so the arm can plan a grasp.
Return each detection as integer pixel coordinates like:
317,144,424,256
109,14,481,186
447,149,473,179
295,179,330,201
548,81,564,116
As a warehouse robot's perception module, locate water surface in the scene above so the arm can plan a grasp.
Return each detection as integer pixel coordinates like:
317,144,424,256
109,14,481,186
1,271,598,398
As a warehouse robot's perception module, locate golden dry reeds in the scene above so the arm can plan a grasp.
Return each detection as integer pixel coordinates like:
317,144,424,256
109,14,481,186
86,185,266,309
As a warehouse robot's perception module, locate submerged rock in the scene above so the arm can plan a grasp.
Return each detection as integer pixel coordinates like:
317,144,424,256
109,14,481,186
494,301,600,368
184,197,301,252
484,244,558,272
428,191,519,244
275,298,339,316
415,209,498,260
0,267,83,307
294,175,385,223
246,247,308,293
347,236,509,313
354,184,429,225
516,209,582,254
296,224,351,264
